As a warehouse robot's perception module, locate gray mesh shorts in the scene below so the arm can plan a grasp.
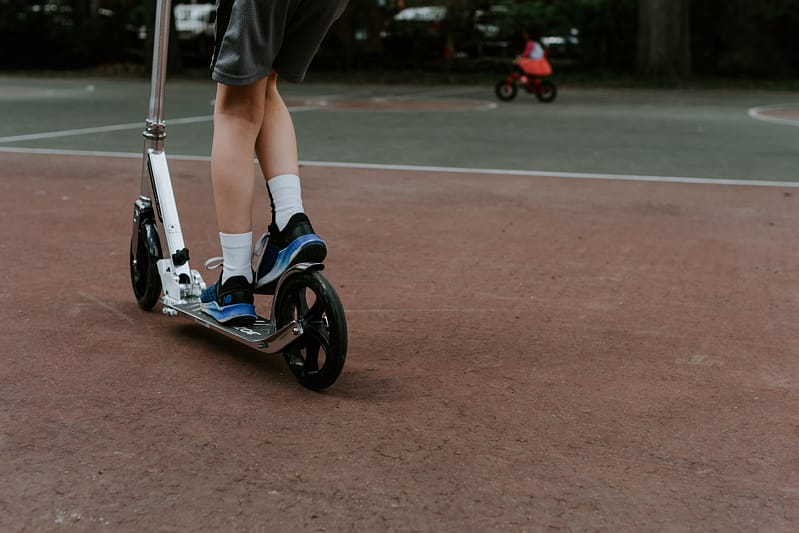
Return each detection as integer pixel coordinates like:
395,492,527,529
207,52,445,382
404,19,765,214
211,0,348,85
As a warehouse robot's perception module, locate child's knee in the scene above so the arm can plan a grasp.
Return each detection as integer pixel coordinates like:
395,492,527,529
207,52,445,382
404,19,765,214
215,82,266,124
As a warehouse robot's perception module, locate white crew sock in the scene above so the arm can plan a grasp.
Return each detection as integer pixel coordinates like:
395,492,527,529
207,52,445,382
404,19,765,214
267,174,304,231
220,231,253,284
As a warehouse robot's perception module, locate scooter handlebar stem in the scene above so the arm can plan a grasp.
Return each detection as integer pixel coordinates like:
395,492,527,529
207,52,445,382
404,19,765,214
148,0,172,126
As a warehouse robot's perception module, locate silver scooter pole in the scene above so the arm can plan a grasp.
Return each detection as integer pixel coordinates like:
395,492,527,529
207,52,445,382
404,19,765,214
147,0,171,134
140,0,170,181
138,0,203,305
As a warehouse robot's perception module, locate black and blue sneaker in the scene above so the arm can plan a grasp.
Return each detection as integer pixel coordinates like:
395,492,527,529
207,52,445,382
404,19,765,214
253,213,327,295
200,274,257,326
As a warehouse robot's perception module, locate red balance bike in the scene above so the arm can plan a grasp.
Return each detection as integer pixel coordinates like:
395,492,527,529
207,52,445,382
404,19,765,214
495,66,557,103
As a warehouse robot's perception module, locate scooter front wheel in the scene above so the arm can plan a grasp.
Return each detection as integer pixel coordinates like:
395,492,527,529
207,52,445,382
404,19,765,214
274,270,347,391
495,80,518,101
130,211,162,310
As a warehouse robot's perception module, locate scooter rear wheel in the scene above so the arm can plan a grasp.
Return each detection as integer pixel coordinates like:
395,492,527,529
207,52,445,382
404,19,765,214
495,80,518,101
274,270,347,391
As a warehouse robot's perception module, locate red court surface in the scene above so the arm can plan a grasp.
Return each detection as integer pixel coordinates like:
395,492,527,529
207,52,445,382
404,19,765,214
2,151,799,531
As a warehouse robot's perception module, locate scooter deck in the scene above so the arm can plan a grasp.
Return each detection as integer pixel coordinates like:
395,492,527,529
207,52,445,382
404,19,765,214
165,299,302,354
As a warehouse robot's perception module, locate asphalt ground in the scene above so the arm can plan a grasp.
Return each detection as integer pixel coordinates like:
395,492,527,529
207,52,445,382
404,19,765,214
1,74,799,531
0,74,797,182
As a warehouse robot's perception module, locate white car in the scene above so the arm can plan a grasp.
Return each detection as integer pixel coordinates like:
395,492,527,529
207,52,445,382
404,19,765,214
173,3,215,39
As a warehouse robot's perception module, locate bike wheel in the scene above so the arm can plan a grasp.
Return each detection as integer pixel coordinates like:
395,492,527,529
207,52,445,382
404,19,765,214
494,80,517,101
130,219,162,310
535,80,557,103
274,271,347,391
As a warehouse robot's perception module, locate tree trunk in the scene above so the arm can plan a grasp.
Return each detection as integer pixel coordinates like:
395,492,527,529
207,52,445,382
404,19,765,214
636,0,691,79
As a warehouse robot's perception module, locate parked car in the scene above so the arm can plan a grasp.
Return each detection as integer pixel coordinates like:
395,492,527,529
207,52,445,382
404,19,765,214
541,28,581,60
474,5,581,59
173,3,215,40
381,6,449,58
473,5,514,56
171,3,216,63
384,5,511,60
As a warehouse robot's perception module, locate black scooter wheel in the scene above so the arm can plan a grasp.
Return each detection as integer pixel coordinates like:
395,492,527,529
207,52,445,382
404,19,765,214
274,271,347,391
495,80,518,101
130,221,162,310
535,80,557,103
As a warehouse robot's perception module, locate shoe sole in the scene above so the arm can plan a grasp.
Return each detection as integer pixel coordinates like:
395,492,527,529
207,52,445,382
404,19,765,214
254,236,327,295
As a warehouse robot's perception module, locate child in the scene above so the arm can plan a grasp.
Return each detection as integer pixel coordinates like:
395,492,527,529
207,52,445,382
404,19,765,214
200,0,349,325
515,30,552,78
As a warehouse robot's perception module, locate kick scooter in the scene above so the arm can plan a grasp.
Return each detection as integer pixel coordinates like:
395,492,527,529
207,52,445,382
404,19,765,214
129,0,347,391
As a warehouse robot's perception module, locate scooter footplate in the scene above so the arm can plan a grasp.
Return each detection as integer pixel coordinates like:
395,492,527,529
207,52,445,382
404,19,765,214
164,300,301,356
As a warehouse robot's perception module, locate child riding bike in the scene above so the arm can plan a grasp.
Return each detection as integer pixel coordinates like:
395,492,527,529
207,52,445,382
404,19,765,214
494,30,556,103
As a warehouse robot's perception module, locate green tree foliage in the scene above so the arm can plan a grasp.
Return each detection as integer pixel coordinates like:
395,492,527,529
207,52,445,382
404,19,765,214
486,0,637,70
691,0,799,76
0,0,138,69
2,0,798,77
487,0,799,77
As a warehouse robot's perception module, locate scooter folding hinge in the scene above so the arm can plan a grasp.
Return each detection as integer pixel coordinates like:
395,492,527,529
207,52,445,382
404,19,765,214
157,259,184,303
143,119,166,140
172,247,190,266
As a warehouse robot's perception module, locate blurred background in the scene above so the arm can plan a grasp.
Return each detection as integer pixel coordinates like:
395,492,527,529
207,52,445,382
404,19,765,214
1,0,798,83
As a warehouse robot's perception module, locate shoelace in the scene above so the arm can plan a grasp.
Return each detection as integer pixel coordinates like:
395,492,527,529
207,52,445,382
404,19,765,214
204,229,270,274
252,231,271,259
204,256,224,270
199,258,222,300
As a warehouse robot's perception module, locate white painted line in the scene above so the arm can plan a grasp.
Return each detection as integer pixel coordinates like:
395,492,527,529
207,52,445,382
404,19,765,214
0,107,316,144
0,146,144,158
1,146,796,187
748,104,799,127
0,122,141,143
0,116,211,143
298,160,799,188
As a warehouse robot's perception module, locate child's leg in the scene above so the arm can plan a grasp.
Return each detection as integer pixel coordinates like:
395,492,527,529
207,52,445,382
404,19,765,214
200,80,264,324
251,71,326,291
211,78,268,236
254,72,305,231
207,78,266,303
255,72,299,183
